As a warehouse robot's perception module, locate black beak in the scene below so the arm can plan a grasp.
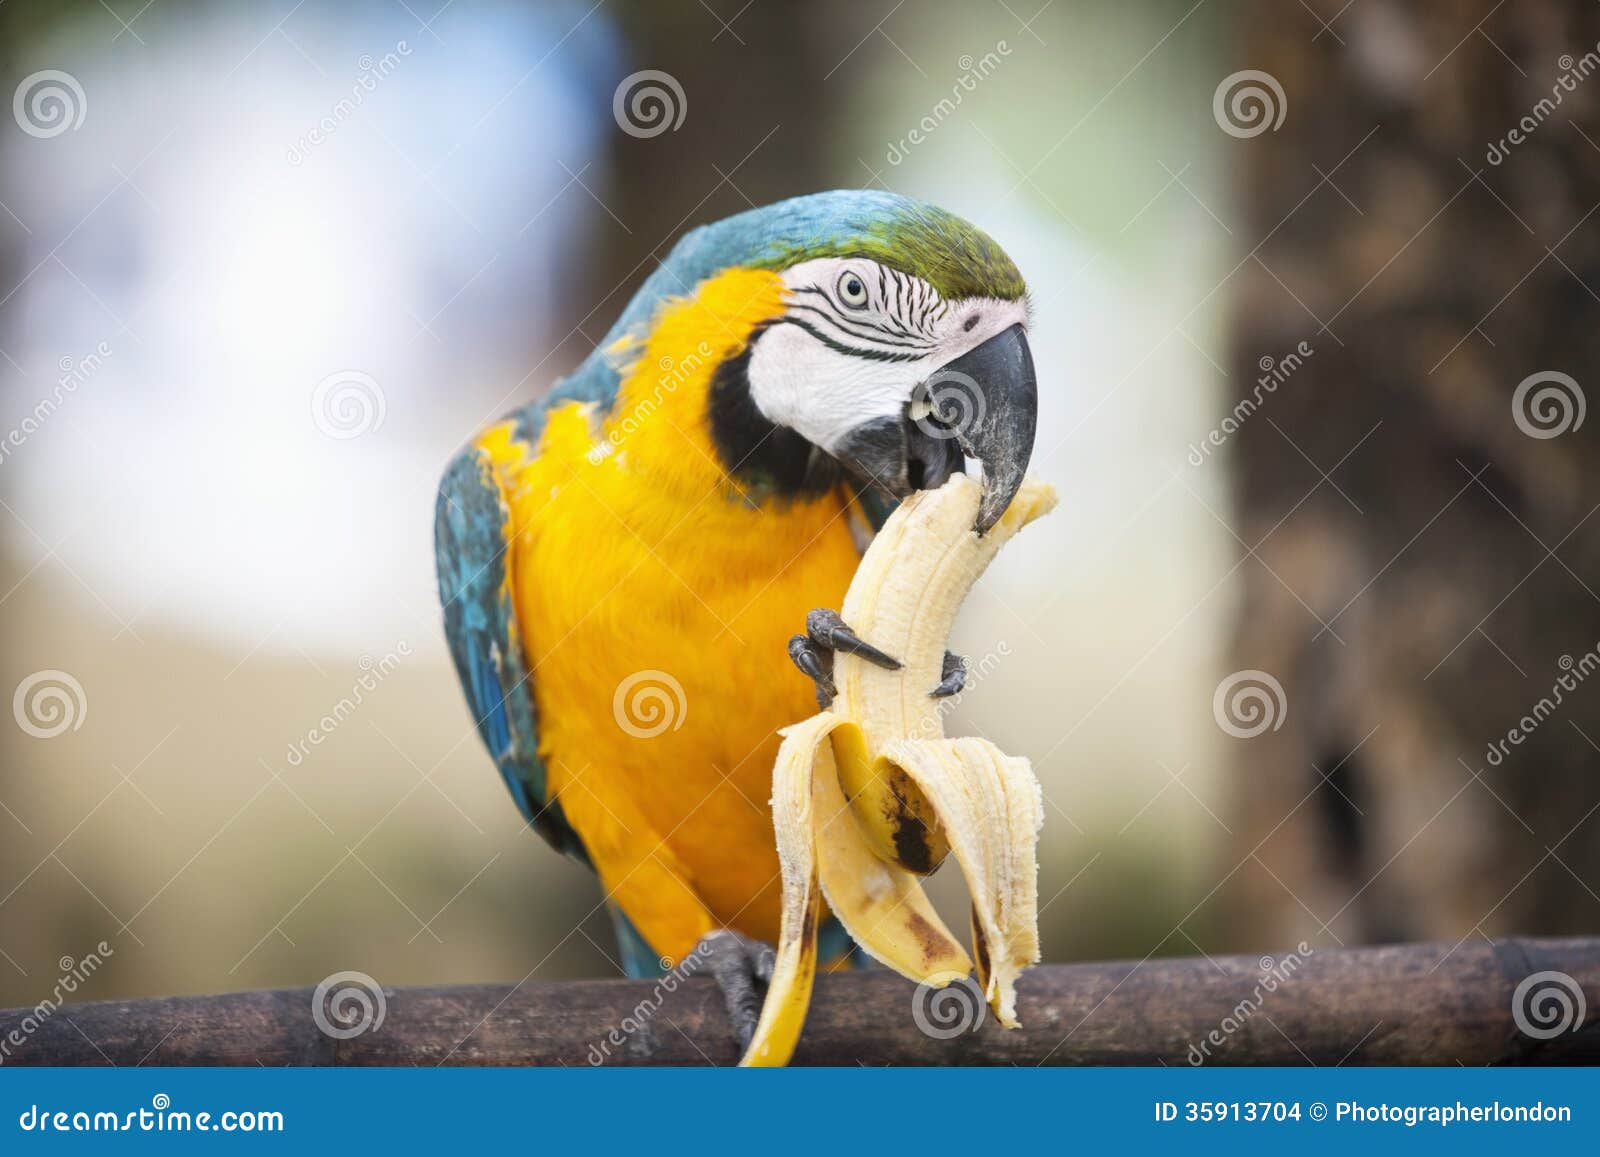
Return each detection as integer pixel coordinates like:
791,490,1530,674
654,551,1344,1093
924,323,1038,532
831,323,1038,533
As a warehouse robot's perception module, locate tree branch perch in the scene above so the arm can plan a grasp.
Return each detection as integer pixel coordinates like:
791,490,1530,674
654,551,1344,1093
3,938,1596,1066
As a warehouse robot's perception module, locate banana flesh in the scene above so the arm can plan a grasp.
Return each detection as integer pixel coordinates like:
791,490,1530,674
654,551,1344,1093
739,474,1055,1066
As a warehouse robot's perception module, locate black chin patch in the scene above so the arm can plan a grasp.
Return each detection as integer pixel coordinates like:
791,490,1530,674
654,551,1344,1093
834,416,906,492
708,328,841,501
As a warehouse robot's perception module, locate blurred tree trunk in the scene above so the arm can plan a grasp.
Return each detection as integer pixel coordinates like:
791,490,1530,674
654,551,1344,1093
562,1,839,367
1228,0,1600,946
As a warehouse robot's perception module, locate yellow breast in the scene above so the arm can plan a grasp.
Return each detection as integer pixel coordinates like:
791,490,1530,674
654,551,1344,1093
477,268,864,944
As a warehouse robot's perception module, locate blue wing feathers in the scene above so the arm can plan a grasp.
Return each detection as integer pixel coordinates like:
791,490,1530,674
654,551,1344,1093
434,438,587,862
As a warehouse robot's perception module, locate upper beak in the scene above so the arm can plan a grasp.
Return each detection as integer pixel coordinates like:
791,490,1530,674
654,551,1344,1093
831,323,1038,532
929,323,1038,533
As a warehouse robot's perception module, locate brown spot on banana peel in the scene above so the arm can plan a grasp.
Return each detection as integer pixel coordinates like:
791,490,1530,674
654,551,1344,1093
798,903,817,954
830,725,951,873
886,770,942,874
905,910,957,969
970,902,992,993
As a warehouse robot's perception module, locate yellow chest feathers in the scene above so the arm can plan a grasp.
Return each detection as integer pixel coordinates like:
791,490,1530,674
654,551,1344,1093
473,267,866,936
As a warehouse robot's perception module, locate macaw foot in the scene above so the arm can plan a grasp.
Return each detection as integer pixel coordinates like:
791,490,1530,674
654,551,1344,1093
930,650,967,698
696,929,776,1051
787,608,901,709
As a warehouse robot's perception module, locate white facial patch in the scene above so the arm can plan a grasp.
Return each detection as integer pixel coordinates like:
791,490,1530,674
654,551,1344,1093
744,257,1027,453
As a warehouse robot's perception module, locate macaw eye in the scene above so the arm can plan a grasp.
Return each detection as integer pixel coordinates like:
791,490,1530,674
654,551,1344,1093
836,271,869,310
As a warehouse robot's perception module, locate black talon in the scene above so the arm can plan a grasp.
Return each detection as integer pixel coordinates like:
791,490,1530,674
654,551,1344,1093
697,929,775,1051
788,634,836,708
930,650,968,699
788,608,900,709
805,608,901,671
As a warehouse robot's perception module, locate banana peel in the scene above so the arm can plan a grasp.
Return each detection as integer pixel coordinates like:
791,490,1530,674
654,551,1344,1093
740,473,1056,1066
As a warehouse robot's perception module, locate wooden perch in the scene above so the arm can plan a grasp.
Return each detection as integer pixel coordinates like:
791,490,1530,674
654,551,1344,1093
3,938,1596,1066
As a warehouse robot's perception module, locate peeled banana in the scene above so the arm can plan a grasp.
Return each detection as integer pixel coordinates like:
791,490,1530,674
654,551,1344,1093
740,473,1056,1066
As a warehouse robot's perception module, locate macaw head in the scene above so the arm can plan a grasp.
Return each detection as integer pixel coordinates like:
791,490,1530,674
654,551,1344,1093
599,191,1037,531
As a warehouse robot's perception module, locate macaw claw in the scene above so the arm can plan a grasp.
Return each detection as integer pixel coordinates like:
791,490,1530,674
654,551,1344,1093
930,650,967,699
806,608,902,669
787,635,836,709
789,608,901,709
696,928,777,1052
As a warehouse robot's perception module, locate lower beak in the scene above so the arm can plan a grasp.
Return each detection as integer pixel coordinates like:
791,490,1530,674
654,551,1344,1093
832,324,1039,532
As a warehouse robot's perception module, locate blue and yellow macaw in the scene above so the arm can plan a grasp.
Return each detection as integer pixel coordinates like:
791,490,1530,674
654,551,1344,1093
434,190,1036,1043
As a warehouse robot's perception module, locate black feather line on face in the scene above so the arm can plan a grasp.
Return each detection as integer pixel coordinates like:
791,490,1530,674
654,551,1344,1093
792,285,918,336
775,316,924,363
786,297,930,349
707,324,844,502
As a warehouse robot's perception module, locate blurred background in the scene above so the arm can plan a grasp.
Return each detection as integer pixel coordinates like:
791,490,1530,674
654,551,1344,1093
2,0,1597,1017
